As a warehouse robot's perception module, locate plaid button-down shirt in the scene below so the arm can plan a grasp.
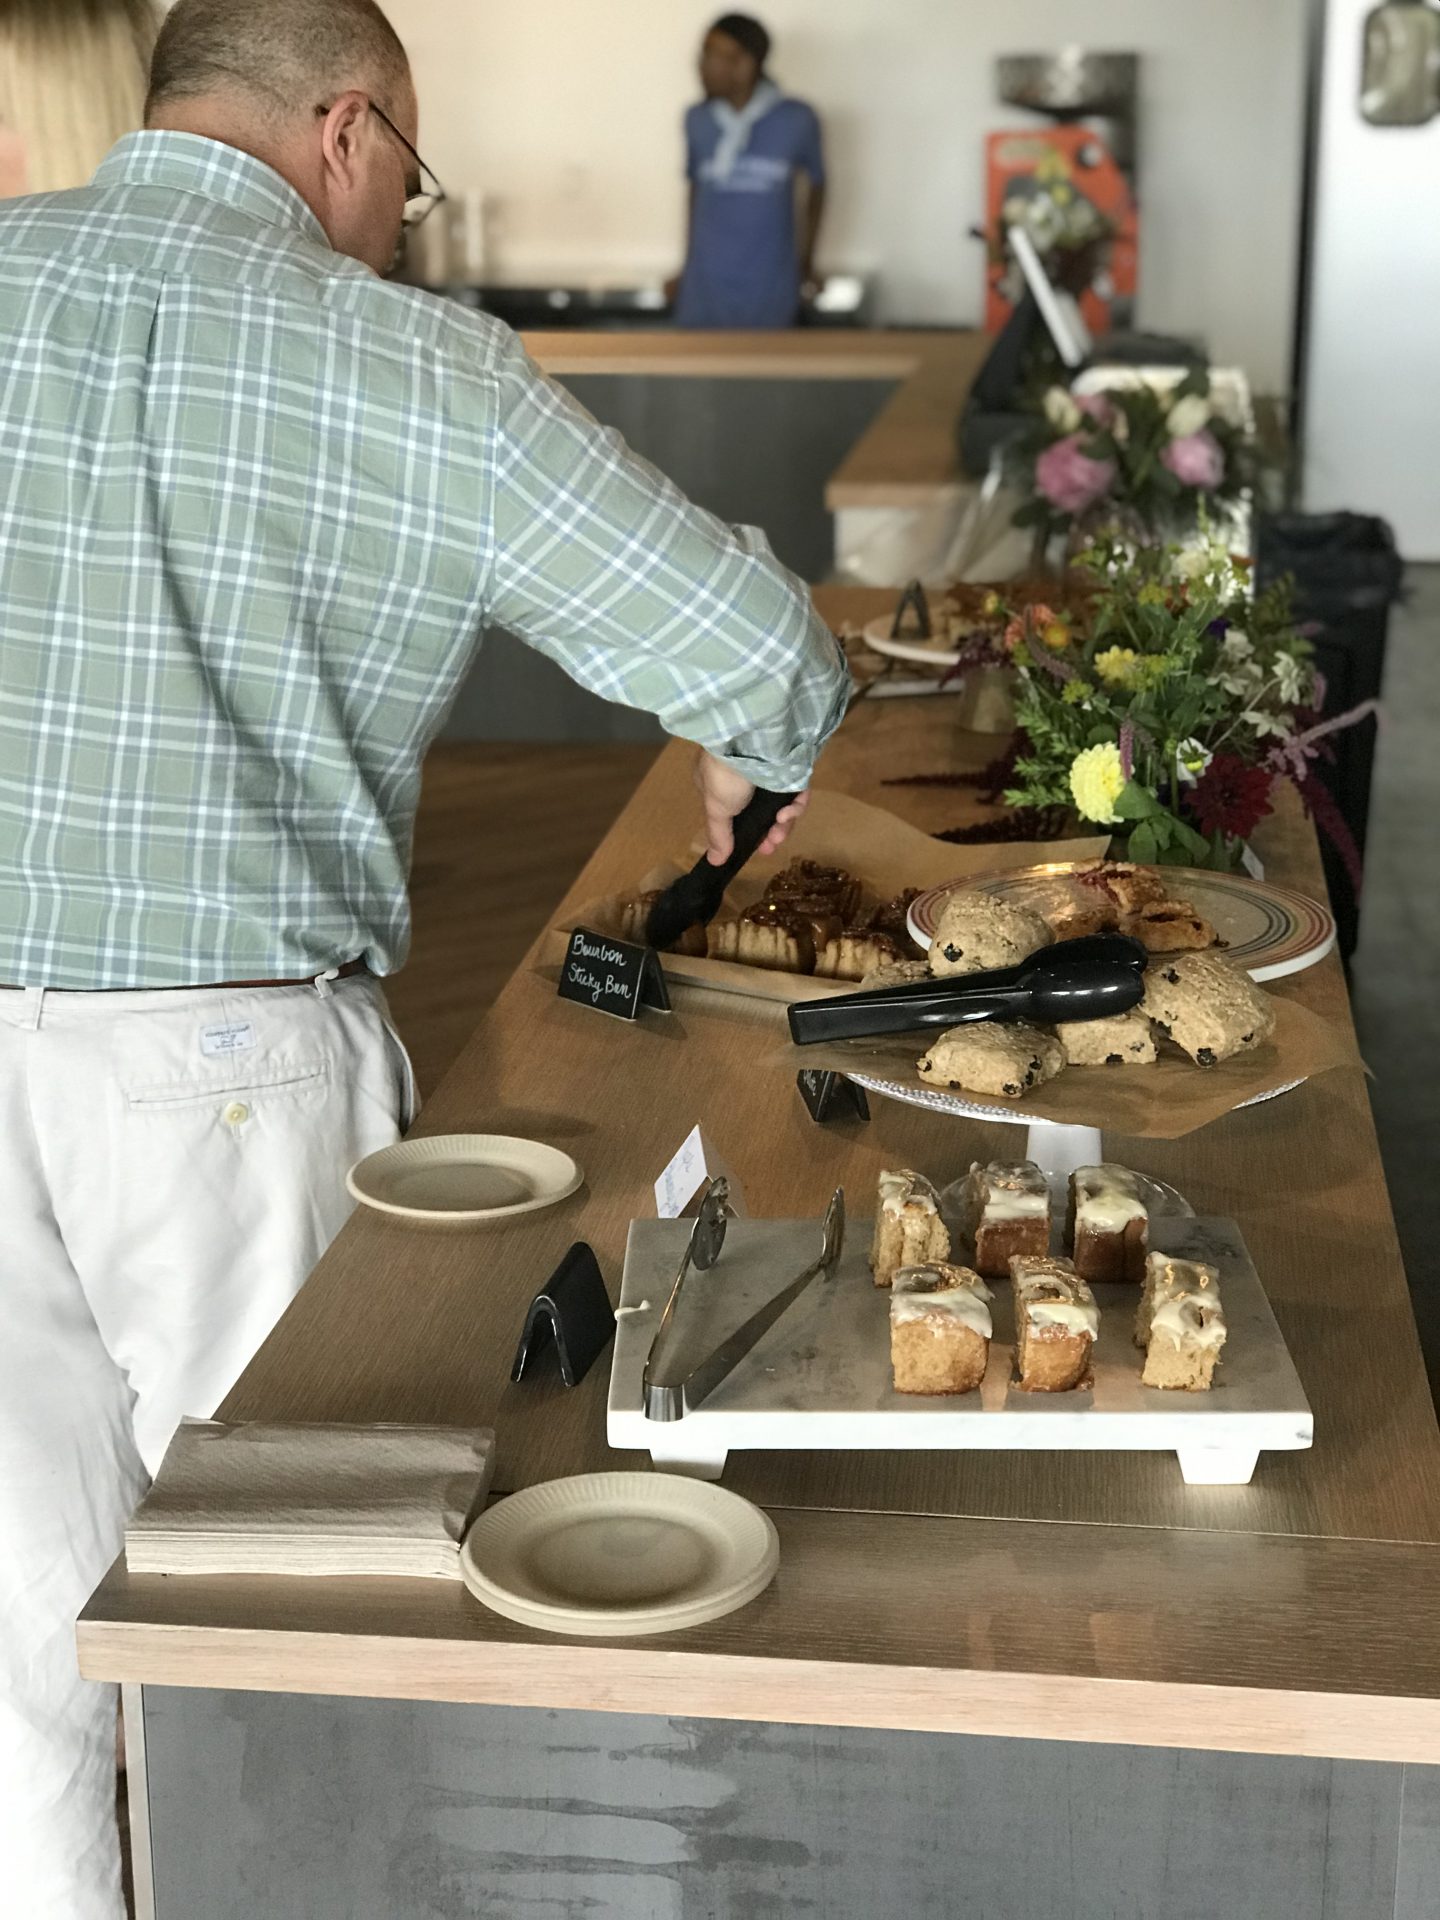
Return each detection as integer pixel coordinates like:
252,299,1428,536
0,133,848,988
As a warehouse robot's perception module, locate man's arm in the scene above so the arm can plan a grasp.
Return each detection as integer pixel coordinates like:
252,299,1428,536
796,105,827,299
799,177,826,298
482,332,850,856
665,182,697,307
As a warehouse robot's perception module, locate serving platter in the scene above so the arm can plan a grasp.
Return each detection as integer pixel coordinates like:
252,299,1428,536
608,1214,1312,1487
908,862,1336,984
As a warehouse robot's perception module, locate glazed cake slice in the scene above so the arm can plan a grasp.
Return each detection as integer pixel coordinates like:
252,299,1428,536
1136,1253,1227,1391
869,1169,951,1288
890,1263,994,1396
1067,1165,1150,1284
1010,1254,1099,1393
958,1160,1051,1279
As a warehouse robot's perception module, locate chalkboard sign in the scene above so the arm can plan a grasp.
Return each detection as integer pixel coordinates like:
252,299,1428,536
557,926,671,1022
796,1070,871,1125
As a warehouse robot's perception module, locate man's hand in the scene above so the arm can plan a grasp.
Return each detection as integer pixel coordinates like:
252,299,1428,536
695,751,810,865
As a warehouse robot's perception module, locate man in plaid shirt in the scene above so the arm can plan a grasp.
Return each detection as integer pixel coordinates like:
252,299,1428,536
0,1,847,1909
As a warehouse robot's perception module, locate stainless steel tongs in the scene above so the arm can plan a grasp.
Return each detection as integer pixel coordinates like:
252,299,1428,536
642,1183,846,1423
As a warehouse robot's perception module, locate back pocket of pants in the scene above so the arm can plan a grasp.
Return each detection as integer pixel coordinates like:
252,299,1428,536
124,1063,330,1111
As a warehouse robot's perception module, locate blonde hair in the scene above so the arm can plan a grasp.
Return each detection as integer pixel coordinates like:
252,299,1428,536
0,0,158,196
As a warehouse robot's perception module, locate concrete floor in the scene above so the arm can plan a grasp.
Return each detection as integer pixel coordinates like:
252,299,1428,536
1351,564,1440,1393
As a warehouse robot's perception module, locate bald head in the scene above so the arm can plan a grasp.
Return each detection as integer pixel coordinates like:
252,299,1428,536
143,0,419,277
147,0,410,127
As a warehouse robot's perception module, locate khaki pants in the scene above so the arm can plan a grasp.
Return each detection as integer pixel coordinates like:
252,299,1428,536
0,972,415,1918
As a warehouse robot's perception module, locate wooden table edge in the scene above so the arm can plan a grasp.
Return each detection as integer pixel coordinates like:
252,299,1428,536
75,1617,1440,1766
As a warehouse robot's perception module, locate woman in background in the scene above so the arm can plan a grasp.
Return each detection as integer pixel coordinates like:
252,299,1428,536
670,11,827,330
0,0,156,196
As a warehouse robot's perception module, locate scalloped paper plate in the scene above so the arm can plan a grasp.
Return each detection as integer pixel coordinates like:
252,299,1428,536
346,1134,582,1225
460,1473,779,1637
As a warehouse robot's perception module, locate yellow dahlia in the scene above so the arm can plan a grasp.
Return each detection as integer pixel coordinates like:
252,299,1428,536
1069,743,1127,825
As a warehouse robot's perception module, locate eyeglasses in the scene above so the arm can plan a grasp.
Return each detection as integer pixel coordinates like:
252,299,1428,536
314,99,448,229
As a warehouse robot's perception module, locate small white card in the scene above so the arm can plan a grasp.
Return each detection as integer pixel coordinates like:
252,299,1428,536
654,1124,747,1220
201,1022,256,1057
1240,843,1266,882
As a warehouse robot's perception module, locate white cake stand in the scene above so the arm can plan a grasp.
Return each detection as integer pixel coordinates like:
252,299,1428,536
844,1076,1307,1181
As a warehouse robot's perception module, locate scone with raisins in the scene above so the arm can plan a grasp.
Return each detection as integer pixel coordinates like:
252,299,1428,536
1057,1009,1158,1066
1141,952,1275,1066
927,895,1052,978
916,1023,1065,1099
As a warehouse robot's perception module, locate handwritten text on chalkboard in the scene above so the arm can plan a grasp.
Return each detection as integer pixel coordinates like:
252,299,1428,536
558,926,670,1022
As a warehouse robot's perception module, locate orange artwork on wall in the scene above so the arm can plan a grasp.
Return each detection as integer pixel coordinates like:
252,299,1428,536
984,125,1138,337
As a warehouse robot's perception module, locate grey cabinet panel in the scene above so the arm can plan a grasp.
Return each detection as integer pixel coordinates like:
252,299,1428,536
443,374,894,744
140,1689,1423,1920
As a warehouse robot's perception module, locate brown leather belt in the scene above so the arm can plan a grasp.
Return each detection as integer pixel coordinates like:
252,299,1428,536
0,958,368,992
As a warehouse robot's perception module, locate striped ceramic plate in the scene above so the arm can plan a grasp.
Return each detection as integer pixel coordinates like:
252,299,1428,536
906,863,1336,984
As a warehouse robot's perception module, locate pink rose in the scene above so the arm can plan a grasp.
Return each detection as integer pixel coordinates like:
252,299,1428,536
1161,429,1225,490
1076,392,1117,427
1035,433,1117,515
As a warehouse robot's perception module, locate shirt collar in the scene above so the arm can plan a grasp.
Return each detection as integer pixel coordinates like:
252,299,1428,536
93,131,331,250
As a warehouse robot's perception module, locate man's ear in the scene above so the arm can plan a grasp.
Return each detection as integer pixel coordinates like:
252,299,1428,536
318,91,372,190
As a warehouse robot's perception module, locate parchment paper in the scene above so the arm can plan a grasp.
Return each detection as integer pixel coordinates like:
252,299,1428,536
545,788,1110,1008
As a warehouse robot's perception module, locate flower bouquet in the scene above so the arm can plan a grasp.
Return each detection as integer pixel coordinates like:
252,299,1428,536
1012,370,1249,550
997,538,1375,874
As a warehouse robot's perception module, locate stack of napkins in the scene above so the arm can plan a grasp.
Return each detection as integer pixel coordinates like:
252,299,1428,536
125,1420,496,1579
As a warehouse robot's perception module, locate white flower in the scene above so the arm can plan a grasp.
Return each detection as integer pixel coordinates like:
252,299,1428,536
1175,738,1213,786
1025,200,1062,249
1166,394,1211,439
1215,634,1262,699
1241,710,1290,740
1110,410,1130,446
1273,653,1307,704
1175,549,1221,583
1043,387,1082,433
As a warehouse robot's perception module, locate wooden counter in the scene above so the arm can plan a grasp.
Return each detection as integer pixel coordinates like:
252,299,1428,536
523,329,988,511
80,590,1440,1765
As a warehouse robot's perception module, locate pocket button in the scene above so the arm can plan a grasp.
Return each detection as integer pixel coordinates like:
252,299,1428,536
223,1102,250,1126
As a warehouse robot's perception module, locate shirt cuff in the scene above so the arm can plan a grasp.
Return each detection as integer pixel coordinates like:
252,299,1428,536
709,638,851,792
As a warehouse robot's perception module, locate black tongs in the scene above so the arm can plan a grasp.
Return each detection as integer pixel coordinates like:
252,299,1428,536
787,934,1147,1045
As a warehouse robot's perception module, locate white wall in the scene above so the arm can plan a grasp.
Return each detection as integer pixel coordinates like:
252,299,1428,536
1302,0,1440,558
390,0,1309,389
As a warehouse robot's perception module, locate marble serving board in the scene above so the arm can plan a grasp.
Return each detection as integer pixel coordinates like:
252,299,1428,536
607,1215,1312,1487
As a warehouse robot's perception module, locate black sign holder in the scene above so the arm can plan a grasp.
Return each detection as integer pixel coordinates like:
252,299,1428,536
557,926,670,1022
510,1242,616,1389
796,1070,871,1125
891,577,932,640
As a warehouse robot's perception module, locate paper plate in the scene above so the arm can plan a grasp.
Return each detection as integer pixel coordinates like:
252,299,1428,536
460,1472,779,1637
346,1134,582,1224
861,615,964,669
908,862,1336,983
